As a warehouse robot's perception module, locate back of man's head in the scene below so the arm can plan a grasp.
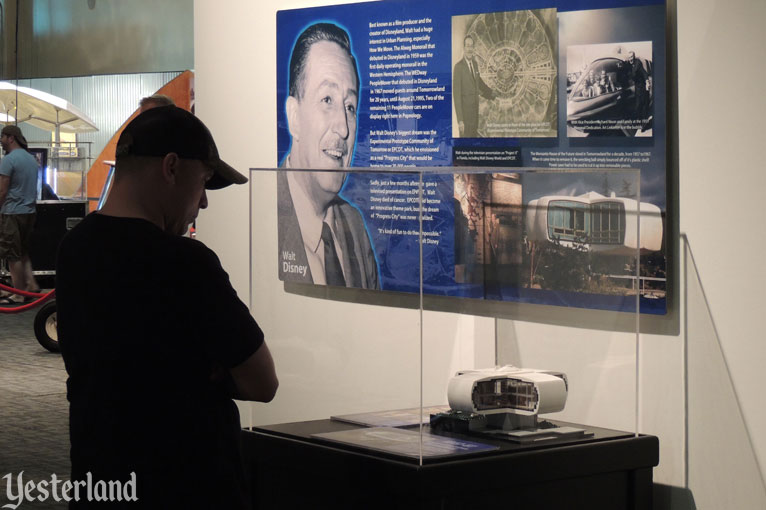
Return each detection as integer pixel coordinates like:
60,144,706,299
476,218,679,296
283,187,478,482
139,94,175,113
288,23,358,99
115,106,246,190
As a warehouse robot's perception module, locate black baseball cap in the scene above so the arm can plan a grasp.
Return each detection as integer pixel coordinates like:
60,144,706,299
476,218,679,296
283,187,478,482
1,125,28,149
115,105,247,190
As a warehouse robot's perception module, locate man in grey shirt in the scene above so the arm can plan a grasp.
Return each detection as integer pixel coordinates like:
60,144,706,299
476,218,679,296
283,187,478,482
0,125,39,300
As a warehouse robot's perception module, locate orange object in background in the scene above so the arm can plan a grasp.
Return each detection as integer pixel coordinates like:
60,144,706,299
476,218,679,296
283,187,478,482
86,70,195,212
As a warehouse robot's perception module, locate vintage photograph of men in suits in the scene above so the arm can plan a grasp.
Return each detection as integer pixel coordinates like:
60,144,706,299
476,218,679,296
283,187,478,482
452,9,557,138
566,41,654,137
278,22,379,289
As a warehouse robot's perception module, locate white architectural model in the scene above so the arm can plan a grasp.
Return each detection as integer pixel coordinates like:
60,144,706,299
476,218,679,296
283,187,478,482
448,365,568,417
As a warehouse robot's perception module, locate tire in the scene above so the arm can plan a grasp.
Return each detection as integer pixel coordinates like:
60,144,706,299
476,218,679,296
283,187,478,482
34,300,60,353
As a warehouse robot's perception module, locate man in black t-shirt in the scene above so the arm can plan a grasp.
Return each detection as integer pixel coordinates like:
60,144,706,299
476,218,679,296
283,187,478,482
56,106,278,509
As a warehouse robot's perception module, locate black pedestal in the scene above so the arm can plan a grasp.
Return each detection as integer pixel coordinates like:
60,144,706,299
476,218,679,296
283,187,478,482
30,201,88,271
242,419,659,509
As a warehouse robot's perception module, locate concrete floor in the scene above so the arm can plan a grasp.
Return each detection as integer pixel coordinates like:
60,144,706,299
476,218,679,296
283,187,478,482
0,310,70,509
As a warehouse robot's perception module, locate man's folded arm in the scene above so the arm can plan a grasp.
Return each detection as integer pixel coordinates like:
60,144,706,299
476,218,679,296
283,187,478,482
230,342,279,402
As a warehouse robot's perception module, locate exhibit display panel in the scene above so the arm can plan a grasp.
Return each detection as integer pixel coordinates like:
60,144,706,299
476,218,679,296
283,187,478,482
276,0,669,315
249,166,644,465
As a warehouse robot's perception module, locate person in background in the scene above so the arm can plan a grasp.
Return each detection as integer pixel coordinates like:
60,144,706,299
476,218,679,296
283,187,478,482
453,34,496,137
139,93,175,113
0,124,40,303
595,69,615,96
625,51,649,119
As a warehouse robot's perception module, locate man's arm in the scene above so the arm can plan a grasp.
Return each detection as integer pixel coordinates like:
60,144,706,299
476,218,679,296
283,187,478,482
230,341,279,402
0,174,10,209
477,73,496,101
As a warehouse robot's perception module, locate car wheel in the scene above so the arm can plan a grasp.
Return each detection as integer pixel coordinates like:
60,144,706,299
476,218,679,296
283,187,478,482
34,300,60,353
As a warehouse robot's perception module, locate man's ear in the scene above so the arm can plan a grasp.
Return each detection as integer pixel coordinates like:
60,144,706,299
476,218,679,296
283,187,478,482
161,153,180,184
286,95,301,141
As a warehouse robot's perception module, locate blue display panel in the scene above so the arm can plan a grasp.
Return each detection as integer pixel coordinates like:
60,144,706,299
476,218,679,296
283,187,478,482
275,0,667,314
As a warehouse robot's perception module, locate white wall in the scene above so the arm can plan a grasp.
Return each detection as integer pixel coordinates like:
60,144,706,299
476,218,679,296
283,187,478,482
676,0,766,502
194,0,766,500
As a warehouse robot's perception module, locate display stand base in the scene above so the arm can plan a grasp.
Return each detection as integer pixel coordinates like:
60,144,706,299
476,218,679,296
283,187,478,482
429,410,594,443
242,419,658,509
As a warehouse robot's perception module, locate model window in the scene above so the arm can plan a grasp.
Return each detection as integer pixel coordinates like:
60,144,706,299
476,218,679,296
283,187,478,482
472,378,538,412
591,202,625,244
548,201,588,242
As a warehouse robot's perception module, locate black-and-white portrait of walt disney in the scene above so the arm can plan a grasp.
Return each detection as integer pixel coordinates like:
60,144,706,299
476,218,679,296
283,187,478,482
278,22,379,289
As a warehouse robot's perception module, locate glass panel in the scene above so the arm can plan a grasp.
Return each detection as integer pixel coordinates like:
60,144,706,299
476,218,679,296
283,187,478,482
249,167,424,463
450,167,642,439
249,166,642,466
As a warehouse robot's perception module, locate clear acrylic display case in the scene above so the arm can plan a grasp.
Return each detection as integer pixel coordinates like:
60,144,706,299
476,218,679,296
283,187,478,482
247,166,648,465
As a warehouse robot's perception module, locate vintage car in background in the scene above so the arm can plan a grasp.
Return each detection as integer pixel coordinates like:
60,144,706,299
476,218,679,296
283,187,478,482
566,56,653,136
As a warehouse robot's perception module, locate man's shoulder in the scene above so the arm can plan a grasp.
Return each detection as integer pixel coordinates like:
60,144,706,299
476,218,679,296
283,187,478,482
6,148,36,165
60,213,100,244
62,214,211,255
59,217,223,282
171,234,219,260
161,234,226,276
1,149,35,174
59,214,144,258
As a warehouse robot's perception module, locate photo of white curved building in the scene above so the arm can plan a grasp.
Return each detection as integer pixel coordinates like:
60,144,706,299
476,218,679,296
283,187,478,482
525,190,662,255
